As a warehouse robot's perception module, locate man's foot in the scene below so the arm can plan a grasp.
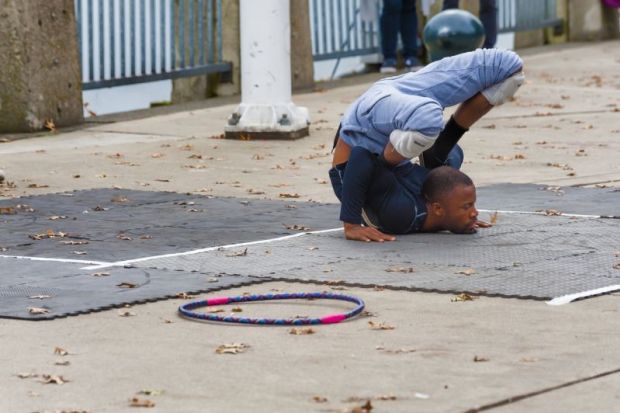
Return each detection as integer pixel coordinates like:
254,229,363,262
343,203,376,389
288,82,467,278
404,57,423,72
380,58,397,74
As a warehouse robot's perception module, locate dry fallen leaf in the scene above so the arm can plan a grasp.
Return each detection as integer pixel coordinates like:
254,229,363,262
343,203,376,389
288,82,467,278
215,343,250,354
138,389,165,396
118,310,136,317
17,372,38,379
368,321,395,330
451,293,478,302
376,346,416,354
44,119,56,132
55,360,71,366
226,248,248,257
348,400,373,413
41,374,68,384
456,268,476,276
279,193,301,199
489,211,499,225
384,266,415,273
473,355,490,362
129,397,155,408
614,263,620,270
284,224,311,231
29,294,52,300
54,347,69,356
117,282,137,289
175,292,198,299
289,327,315,335
92,272,110,277
231,306,243,313
312,396,328,403
28,307,49,315
544,209,562,216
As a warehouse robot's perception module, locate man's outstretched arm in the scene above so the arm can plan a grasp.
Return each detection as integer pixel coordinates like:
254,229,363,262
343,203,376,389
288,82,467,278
339,146,395,242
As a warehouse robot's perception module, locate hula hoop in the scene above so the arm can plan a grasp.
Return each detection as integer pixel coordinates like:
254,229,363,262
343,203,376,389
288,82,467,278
178,292,365,325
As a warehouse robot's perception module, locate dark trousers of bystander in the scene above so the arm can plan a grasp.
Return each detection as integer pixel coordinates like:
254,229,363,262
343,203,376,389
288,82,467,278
443,0,498,48
380,0,419,61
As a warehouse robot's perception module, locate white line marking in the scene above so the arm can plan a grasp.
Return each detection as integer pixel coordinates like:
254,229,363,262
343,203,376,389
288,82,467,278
82,227,344,270
0,254,109,266
478,209,603,219
547,285,620,306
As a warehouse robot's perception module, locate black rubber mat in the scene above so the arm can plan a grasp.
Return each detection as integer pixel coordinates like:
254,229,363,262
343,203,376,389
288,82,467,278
0,185,617,320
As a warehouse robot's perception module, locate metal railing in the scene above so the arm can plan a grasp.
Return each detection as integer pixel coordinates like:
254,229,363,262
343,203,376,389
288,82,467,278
75,0,231,90
310,0,380,62
310,0,562,65
498,0,561,33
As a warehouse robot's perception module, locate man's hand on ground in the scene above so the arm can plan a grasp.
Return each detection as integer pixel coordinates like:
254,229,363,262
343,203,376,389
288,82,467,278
344,222,396,242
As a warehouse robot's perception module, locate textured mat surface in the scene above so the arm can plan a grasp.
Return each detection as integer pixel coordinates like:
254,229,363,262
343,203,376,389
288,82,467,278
130,214,620,300
0,186,617,320
0,257,259,320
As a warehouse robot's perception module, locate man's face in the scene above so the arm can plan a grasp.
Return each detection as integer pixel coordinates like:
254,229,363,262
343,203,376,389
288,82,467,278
439,184,479,234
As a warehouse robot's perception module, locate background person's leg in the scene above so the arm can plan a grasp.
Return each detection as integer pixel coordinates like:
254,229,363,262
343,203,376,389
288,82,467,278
380,0,403,72
479,0,498,48
442,0,459,10
400,0,421,69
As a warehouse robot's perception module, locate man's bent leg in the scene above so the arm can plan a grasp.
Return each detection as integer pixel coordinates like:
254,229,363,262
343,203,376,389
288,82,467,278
421,93,492,168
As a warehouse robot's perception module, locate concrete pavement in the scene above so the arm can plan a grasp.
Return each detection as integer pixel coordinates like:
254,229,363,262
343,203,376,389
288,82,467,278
1,41,620,412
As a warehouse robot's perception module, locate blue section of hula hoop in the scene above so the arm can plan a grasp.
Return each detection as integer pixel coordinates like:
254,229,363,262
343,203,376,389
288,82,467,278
178,292,365,325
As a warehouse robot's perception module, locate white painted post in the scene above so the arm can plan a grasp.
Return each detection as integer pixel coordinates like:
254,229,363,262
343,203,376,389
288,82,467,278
225,0,310,140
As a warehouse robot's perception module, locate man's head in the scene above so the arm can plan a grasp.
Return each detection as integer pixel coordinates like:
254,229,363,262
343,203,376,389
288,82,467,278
421,166,478,234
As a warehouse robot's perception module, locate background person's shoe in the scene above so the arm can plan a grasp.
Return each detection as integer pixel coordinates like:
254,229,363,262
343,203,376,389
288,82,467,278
380,59,397,73
404,57,423,72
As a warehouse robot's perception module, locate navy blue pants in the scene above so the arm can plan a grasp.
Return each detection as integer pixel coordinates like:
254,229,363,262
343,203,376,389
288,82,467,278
380,0,419,61
443,0,498,49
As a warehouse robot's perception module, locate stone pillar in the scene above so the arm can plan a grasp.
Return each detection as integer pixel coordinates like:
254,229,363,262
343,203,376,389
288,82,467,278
0,0,83,133
568,0,619,41
290,0,314,91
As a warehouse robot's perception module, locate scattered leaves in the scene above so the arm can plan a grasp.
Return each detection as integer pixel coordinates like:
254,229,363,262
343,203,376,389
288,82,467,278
289,327,315,335
117,282,137,289
375,346,416,354
312,396,328,403
473,355,490,362
544,209,562,216
28,307,49,315
231,306,243,313
175,292,198,300
489,211,499,225
111,195,129,203
92,272,110,277
28,183,50,189
368,321,395,330
215,343,250,354
55,360,71,366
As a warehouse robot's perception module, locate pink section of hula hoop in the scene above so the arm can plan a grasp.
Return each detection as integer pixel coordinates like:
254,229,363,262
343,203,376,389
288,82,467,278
206,297,230,306
320,314,346,324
